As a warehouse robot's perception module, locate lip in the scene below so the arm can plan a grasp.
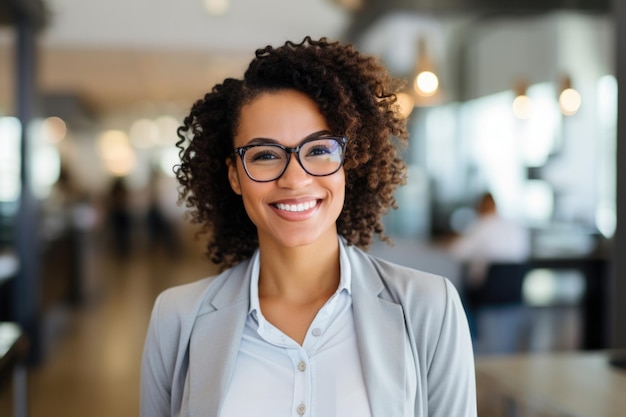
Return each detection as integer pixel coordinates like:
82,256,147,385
270,198,321,220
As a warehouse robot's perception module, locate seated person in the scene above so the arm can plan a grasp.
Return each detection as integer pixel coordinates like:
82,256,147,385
448,192,530,286
445,192,531,354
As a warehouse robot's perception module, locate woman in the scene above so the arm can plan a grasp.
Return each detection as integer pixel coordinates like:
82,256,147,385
141,37,476,417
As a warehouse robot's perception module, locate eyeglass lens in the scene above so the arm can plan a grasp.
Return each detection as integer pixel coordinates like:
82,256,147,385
242,138,344,181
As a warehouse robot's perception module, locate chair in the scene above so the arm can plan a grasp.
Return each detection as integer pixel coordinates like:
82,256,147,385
461,262,530,354
464,262,529,308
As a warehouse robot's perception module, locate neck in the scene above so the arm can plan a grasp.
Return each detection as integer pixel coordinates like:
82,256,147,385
257,234,341,303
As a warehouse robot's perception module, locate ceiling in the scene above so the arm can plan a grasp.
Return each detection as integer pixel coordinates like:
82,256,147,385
0,0,612,123
0,0,352,120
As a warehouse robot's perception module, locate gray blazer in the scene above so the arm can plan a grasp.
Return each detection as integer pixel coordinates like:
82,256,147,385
141,243,477,417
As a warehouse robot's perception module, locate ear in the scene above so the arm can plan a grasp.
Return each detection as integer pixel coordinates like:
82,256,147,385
226,157,242,195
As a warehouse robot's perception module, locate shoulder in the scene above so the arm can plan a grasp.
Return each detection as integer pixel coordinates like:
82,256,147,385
375,254,456,315
141,258,254,415
149,259,250,330
153,276,218,320
348,243,455,311
350,246,471,365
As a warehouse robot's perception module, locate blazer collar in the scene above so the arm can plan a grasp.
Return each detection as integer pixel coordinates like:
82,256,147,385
188,243,407,417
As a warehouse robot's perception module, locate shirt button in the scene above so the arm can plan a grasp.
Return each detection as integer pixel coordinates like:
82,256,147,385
297,361,306,372
311,328,322,337
296,403,306,416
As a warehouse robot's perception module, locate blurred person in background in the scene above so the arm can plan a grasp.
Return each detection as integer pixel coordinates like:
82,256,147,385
141,37,476,417
446,191,531,354
448,192,530,285
106,177,132,260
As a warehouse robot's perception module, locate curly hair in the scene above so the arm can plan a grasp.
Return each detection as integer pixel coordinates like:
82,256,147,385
176,36,408,269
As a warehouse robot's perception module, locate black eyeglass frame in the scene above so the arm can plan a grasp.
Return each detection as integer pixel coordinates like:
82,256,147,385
232,135,348,183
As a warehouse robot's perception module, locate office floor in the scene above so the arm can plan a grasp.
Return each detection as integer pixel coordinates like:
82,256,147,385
1,239,217,417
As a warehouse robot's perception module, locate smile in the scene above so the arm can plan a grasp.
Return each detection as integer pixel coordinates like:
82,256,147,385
274,200,319,212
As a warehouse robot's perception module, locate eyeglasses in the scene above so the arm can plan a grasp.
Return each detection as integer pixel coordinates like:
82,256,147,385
232,135,347,182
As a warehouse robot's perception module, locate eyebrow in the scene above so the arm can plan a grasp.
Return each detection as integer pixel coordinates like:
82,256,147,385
244,130,332,146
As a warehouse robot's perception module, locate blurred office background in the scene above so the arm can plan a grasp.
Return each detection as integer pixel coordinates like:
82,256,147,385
0,0,625,416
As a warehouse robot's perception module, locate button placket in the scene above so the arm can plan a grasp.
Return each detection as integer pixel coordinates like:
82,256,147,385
288,347,310,417
294,356,309,416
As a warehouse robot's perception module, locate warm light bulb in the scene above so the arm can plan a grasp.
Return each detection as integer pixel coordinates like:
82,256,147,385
559,88,581,116
414,71,439,97
42,116,67,143
512,95,532,119
129,118,159,149
98,130,137,176
203,0,229,16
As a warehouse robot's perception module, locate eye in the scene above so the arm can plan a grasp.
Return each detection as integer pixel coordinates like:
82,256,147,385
307,145,332,156
246,146,285,163
304,139,340,158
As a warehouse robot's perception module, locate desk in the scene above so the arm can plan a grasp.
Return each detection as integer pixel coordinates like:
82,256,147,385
475,351,626,417
466,257,610,350
0,322,28,417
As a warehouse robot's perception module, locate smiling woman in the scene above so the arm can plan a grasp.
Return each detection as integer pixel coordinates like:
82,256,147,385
140,36,477,417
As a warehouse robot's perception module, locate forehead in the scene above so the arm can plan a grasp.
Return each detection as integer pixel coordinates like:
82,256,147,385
234,89,330,147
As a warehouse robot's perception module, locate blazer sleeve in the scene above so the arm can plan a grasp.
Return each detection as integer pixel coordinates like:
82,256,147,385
427,278,477,417
141,285,196,417
140,292,172,417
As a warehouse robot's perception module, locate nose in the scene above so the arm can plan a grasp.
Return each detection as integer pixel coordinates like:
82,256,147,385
276,153,312,188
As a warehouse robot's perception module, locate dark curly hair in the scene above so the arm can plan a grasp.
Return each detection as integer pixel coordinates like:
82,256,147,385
176,36,408,269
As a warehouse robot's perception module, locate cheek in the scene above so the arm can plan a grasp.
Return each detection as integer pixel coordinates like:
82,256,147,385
330,171,346,208
238,181,268,217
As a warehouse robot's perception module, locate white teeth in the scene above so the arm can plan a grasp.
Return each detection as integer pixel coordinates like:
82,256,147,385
275,200,317,212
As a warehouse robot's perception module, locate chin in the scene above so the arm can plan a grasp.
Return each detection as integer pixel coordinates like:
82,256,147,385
278,234,321,248
262,225,337,249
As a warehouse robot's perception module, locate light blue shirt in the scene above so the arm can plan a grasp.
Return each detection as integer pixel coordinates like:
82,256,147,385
219,244,372,417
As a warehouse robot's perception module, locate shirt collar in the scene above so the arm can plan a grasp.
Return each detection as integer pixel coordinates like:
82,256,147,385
248,237,352,316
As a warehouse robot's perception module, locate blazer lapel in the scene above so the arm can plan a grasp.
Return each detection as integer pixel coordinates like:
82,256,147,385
188,262,252,417
349,245,407,417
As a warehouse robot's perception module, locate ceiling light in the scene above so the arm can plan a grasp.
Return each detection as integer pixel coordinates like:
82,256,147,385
41,116,67,143
558,75,581,116
98,130,137,177
512,79,532,119
559,88,581,116
203,0,229,16
129,118,159,149
412,37,440,102
513,95,532,119
414,71,439,97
